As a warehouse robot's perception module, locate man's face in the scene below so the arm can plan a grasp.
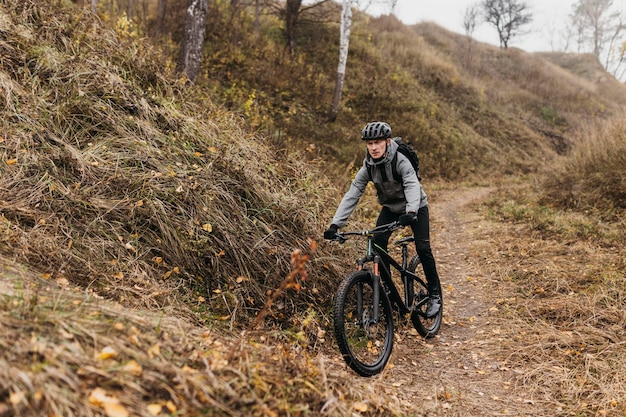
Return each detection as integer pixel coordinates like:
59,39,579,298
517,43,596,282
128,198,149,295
366,138,388,159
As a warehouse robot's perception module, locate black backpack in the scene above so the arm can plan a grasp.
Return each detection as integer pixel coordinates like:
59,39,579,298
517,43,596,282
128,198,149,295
367,137,421,182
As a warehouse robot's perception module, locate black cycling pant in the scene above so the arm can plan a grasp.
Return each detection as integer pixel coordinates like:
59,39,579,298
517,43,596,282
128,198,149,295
373,205,441,295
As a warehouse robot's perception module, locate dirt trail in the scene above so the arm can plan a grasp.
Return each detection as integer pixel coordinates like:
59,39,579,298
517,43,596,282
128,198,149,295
324,186,537,416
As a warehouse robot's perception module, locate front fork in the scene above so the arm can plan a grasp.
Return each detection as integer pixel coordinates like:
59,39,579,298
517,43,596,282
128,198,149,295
357,255,382,325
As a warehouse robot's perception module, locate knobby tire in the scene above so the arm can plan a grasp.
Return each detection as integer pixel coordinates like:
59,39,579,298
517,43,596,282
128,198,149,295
333,270,394,377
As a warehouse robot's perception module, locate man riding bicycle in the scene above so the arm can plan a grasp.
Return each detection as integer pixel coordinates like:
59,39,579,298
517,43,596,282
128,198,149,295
324,121,441,318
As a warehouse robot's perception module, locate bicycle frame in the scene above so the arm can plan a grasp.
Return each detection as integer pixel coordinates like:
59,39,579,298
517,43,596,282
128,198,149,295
340,222,430,325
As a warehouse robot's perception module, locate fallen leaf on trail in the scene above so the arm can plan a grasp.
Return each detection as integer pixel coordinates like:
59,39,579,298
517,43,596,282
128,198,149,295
202,223,212,232
97,346,118,360
5,159,17,165
56,277,70,287
147,404,163,415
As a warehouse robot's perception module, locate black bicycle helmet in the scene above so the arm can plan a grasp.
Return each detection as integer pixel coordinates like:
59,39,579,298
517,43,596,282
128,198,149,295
361,121,392,140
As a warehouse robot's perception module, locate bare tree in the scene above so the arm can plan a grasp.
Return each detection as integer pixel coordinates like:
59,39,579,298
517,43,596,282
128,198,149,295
569,0,625,71
279,0,330,56
463,3,480,38
328,0,353,122
480,0,532,48
462,3,481,70
177,0,208,81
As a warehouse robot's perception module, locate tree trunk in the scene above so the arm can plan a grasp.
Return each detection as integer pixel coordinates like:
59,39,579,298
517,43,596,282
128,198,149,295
285,0,302,56
177,0,209,82
328,0,352,122
254,0,260,37
155,0,167,36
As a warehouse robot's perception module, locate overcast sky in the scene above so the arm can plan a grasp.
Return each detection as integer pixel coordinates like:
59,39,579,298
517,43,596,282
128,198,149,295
361,0,626,53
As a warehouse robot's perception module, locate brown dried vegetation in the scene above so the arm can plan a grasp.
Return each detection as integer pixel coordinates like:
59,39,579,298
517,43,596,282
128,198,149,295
1,1,626,417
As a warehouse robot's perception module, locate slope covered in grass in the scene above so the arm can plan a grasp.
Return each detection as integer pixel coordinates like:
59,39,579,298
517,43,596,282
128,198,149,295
0,0,332,318
2,1,626,416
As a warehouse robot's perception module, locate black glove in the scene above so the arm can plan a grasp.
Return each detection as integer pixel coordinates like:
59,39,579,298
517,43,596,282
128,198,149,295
323,224,339,240
398,212,417,226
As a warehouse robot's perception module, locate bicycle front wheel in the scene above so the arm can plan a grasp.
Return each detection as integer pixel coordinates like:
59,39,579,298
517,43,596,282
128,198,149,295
333,270,394,377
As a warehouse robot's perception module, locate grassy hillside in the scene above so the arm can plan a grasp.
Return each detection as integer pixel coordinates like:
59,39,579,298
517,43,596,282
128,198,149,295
1,1,626,416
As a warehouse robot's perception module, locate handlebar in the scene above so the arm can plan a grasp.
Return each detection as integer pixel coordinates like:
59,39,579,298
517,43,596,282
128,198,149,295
328,221,404,243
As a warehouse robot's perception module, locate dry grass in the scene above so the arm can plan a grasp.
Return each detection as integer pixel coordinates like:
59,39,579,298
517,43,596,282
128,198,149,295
0,255,357,417
477,182,626,416
541,116,626,219
0,1,336,321
3,1,626,416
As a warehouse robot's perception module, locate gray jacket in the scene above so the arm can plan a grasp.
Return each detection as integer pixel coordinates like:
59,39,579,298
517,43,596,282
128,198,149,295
331,139,427,228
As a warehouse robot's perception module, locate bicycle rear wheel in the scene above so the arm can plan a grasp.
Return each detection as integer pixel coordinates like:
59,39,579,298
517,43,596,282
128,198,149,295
333,270,394,377
408,255,442,338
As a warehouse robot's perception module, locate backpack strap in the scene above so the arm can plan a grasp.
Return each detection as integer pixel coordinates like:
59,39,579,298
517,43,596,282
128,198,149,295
390,153,401,183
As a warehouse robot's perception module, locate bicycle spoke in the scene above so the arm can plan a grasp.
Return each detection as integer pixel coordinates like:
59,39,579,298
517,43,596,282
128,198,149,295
334,271,394,377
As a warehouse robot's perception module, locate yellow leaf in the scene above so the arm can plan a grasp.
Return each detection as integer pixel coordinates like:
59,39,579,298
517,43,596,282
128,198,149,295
147,404,163,416
165,401,176,412
89,388,114,406
9,390,24,405
353,402,368,412
123,360,142,376
147,343,160,358
104,402,129,417
6,158,17,165
97,346,118,360
202,223,212,232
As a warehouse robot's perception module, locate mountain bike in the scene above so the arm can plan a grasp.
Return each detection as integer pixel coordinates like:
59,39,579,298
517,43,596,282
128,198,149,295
327,221,443,377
